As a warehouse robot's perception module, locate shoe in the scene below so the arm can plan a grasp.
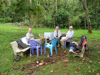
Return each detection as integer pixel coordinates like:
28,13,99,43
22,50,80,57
69,49,74,53
61,46,65,49
57,44,60,47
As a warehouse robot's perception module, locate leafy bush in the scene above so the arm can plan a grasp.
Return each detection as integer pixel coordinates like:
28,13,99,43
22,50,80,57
69,16,81,29
54,8,70,28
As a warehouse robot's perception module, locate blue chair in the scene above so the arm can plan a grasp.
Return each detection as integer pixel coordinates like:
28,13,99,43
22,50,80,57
28,40,42,57
51,33,54,40
44,39,58,55
65,38,72,49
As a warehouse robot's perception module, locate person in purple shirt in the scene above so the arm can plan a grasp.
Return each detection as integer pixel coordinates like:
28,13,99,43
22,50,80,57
60,26,74,48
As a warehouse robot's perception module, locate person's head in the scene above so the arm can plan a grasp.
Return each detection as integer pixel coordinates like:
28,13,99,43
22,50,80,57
28,28,32,33
55,26,59,32
69,26,73,31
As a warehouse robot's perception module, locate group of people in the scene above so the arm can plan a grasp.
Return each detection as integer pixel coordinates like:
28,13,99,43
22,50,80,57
26,26,74,49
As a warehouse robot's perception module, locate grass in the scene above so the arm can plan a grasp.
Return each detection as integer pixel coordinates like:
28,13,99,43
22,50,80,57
0,23,100,75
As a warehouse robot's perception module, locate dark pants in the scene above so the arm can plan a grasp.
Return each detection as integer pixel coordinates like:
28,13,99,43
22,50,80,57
54,37,61,45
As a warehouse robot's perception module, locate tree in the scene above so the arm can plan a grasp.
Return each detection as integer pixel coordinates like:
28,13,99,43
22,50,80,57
79,0,92,33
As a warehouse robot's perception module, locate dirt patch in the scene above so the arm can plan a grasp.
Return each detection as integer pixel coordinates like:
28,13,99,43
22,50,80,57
13,48,69,74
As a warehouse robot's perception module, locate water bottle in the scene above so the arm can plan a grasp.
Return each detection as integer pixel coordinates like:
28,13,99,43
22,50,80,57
47,53,49,57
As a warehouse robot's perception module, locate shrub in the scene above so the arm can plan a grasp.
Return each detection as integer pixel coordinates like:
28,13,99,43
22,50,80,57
54,8,70,28
69,16,81,29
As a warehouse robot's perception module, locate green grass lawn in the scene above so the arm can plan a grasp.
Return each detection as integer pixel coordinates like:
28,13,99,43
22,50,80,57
0,23,100,75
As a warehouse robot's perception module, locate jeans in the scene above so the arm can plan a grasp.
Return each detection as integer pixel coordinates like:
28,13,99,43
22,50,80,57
54,37,61,45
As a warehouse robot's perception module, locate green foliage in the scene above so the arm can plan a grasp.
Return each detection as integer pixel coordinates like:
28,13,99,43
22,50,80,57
70,16,81,29
54,8,70,28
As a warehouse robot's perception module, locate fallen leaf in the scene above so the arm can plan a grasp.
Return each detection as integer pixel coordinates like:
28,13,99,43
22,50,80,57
41,69,45,71
96,73,100,75
76,67,80,71
57,62,60,64
88,70,91,73
92,69,95,72
81,65,84,68
82,58,85,61
98,62,100,64
63,60,69,63
5,72,9,75
88,66,90,69
36,61,39,64
39,63,43,66
75,71,78,74
89,60,92,63
5,59,9,61
50,70,53,73
28,60,31,62
54,68,58,71
36,65,39,67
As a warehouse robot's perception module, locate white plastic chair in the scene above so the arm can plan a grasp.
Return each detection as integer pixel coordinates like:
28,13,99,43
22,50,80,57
10,41,30,56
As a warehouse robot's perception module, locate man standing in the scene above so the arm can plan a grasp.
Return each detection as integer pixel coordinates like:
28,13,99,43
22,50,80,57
54,26,61,47
60,26,74,48
26,28,41,43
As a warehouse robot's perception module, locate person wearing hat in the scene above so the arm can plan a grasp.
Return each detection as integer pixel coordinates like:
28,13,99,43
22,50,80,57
60,26,74,48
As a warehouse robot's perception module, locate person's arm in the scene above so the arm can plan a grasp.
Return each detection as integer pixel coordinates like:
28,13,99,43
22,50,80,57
26,33,30,41
69,31,74,38
58,30,61,38
54,30,56,38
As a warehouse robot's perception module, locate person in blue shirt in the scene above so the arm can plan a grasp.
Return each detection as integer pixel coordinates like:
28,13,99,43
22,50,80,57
60,26,74,48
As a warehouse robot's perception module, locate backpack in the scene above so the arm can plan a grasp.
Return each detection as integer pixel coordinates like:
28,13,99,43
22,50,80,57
14,56,20,62
16,39,27,49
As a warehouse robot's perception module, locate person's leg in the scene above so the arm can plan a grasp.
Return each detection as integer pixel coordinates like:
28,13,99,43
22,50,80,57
35,39,41,43
60,38,66,48
57,37,60,46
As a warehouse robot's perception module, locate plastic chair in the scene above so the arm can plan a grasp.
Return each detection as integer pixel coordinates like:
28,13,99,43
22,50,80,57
10,41,30,56
64,38,72,49
51,33,54,40
44,39,58,55
28,40,42,57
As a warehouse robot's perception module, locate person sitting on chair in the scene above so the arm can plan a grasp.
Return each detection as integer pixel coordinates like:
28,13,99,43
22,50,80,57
26,28,41,43
60,26,74,48
54,26,61,47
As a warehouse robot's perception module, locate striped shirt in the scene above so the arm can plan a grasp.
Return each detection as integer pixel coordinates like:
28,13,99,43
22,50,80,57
66,30,74,38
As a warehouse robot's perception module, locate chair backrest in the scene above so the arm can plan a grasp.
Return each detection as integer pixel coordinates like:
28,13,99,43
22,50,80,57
51,33,54,40
44,32,52,39
10,41,19,52
28,40,39,47
50,39,58,47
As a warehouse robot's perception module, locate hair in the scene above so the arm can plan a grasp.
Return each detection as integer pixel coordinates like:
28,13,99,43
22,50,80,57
29,28,32,30
55,26,59,29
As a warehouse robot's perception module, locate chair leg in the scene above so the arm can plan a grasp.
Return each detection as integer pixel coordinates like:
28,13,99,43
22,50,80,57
44,47,46,54
21,52,23,56
65,41,66,49
37,48,39,57
32,49,34,54
55,47,57,53
30,48,32,57
50,47,53,55
41,47,42,55
69,41,71,46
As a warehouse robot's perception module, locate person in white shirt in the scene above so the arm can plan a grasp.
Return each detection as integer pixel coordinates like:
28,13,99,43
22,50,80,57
60,26,74,48
26,28,41,43
54,26,61,47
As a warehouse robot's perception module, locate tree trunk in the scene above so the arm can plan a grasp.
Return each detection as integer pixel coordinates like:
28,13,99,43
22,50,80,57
84,17,86,30
27,0,31,27
79,0,92,33
56,0,57,13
